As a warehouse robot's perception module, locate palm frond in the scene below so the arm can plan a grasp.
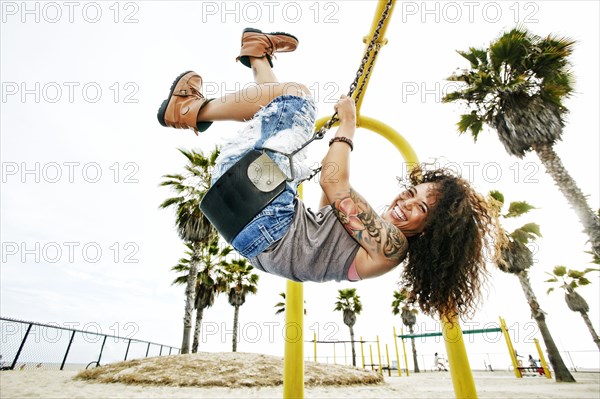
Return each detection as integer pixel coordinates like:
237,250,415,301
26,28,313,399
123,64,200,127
505,201,536,218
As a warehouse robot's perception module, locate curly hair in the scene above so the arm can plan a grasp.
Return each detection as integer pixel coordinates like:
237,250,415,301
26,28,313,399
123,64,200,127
399,165,502,321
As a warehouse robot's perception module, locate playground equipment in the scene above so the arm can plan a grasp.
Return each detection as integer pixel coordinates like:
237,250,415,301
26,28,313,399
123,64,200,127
284,1,400,398
310,329,409,377
282,1,480,398
499,317,551,379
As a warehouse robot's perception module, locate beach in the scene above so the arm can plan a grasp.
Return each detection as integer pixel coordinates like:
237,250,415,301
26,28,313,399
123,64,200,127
1,352,598,399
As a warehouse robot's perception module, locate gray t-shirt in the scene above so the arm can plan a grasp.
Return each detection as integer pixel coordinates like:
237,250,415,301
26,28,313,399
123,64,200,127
249,200,361,282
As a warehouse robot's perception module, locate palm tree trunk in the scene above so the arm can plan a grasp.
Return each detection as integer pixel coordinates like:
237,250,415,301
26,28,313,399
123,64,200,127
181,254,200,354
192,306,204,353
534,143,600,257
517,271,576,382
579,311,600,350
349,326,357,367
408,325,420,372
232,305,240,352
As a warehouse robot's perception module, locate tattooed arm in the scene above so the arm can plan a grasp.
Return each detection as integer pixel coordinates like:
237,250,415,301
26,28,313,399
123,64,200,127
331,189,408,278
320,96,408,278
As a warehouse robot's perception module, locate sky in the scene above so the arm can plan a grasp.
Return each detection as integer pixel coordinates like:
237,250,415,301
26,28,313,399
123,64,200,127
1,0,599,372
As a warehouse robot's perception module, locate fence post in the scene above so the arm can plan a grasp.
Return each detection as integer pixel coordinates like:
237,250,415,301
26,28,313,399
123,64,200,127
159,345,163,356
11,323,33,370
60,331,76,370
313,333,317,363
97,336,108,366
124,339,132,361
146,342,151,357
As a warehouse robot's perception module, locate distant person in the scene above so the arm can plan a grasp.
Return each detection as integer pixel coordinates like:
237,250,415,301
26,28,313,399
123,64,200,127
434,352,448,371
515,350,523,367
528,354,544,376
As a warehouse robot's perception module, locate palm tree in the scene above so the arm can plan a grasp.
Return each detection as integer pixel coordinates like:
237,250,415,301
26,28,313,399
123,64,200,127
160,148,219,354
334,288,362,367
545,264,600,350
274,292,306,316
171,238,232,353
391,288,420,372
221,258,259,352
191,238,231,353
491,190,576,382
443,26,600,258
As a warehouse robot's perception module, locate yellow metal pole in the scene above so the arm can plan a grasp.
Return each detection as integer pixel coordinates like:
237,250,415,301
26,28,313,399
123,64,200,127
442,316,478,399
284,177,304,399
283,279,303,398
385,344,392,377
499,316,522,378
401,328,410,377
534,338,552,379
313,332,317,363
354,0,397,115
369,345,374,371
393,327,402,376
360,336,365,368
376,335,383,374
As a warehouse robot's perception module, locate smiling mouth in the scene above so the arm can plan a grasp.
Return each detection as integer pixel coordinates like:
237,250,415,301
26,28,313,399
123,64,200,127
393,205,407,222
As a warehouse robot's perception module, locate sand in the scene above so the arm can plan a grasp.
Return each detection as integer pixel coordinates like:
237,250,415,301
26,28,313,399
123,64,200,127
1,352,598,398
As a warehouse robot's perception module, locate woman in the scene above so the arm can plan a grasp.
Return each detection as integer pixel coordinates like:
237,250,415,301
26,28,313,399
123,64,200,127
158,28,500,319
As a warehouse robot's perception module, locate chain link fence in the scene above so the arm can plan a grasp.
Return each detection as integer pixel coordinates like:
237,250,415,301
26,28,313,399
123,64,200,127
0,317,180,371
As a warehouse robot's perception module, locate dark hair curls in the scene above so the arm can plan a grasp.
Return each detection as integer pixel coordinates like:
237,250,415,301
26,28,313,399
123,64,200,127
400,165,500,321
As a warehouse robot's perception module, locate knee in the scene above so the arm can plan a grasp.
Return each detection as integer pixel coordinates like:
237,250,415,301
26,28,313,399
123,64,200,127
281,82,312,98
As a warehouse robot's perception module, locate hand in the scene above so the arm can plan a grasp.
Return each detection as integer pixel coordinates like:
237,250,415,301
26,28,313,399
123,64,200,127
334,94,356,124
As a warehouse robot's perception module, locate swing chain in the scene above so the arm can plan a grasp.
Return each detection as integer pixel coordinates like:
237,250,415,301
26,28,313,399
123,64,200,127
263,0,394,183
313,0,394,140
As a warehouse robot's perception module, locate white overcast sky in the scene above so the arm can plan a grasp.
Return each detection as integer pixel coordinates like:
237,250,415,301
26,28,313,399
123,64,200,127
1,1,599,370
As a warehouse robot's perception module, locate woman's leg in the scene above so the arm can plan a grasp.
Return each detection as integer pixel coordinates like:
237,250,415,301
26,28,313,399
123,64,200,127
197,57,311,123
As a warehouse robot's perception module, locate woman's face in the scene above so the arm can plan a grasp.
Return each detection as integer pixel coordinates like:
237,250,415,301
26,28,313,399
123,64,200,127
382,182,439,237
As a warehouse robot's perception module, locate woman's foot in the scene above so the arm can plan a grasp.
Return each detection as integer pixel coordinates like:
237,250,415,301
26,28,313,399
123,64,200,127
157,71,213,134
237,28,299,68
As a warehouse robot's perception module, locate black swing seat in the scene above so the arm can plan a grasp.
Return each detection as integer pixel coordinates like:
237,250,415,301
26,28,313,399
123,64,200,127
200,150,288,243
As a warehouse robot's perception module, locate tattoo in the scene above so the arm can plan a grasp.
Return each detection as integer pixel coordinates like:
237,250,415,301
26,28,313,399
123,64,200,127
383,223,408,259
332,188,407,262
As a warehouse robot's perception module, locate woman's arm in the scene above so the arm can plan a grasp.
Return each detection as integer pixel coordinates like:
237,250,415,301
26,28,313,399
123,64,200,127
319,96,408,278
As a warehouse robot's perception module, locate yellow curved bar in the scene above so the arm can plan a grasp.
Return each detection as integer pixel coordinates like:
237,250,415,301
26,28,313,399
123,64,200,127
357,116,419,164
313,115,418,165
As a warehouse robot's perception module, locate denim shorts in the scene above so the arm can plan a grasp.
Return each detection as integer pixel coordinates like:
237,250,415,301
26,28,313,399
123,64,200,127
211,94,317,258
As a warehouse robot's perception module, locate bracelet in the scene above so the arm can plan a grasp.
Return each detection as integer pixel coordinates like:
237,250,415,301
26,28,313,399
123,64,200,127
329,136,354,151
